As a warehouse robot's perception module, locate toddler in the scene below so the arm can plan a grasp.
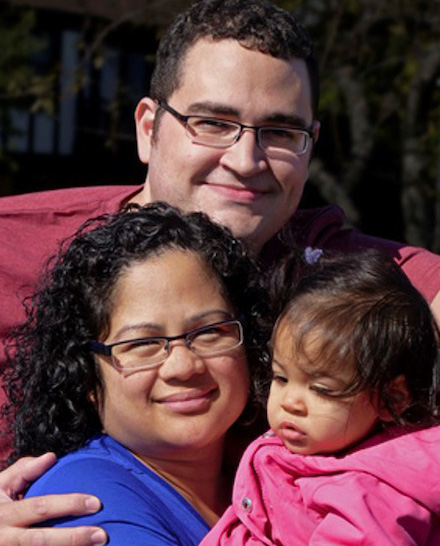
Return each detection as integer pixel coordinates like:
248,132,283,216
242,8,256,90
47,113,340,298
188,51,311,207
202,249,440,545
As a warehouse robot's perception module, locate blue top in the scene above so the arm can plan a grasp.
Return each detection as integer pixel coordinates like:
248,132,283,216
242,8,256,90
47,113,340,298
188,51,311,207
25,434,211,545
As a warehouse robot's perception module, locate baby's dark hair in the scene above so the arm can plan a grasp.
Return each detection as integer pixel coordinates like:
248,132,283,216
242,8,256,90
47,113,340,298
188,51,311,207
3,202,270,462
269,248,439,428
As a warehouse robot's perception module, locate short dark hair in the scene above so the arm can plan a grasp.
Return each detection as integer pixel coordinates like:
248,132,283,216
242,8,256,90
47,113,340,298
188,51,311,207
4,203,269,461
269,249,439,428
150,0,319,117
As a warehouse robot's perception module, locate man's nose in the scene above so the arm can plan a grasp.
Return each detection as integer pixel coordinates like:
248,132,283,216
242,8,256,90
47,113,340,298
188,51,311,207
219,128,268,177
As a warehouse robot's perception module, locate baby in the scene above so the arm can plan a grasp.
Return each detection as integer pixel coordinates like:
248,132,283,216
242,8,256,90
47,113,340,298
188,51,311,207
202,249,440,545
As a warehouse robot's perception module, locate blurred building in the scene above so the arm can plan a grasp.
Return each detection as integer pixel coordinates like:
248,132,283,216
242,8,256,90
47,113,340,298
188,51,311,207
2,0,187,195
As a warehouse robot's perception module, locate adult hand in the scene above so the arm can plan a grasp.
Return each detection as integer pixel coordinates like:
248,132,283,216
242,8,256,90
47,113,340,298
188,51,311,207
0,453,107,546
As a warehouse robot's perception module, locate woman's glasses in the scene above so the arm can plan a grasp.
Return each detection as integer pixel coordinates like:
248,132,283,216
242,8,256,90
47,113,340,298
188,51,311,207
90,319,243,372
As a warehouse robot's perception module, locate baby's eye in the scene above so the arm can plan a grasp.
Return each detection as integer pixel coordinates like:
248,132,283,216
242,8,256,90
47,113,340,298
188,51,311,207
271,372,288,384
310,384,335,396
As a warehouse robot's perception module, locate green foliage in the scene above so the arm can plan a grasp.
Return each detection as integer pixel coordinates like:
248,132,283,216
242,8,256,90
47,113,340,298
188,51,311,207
0,5,60,193
276,0,440,249
0,5,50,108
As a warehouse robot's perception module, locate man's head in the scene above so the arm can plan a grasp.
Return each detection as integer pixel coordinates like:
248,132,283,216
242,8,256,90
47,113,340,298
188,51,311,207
135,0,320,253
150,0,319,118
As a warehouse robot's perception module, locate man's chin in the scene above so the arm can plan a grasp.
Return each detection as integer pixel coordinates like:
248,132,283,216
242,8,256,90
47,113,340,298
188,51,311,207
213,217,268,254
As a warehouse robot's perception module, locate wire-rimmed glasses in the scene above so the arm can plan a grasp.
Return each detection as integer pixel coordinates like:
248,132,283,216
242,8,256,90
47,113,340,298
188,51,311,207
159,101,314,156
90,319,244,372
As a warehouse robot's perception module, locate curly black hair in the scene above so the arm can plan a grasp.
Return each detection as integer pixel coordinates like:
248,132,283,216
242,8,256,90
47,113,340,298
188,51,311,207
4,202,270,462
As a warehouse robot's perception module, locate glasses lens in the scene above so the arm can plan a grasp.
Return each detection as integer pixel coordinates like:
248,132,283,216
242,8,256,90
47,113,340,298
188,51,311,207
260,127,308,155
187,117,238,146
188,321,243,357
112,338,167,369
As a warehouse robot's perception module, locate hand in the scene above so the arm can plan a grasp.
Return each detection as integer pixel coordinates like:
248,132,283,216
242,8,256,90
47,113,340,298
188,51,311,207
0,453,107,545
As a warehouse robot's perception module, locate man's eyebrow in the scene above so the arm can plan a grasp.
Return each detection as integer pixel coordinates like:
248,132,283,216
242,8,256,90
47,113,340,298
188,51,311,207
186,101,240,117
264,112,309,129
186,101,309,128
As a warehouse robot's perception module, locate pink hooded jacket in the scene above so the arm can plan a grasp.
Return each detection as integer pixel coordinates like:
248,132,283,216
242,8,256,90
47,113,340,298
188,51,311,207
202,427,440,545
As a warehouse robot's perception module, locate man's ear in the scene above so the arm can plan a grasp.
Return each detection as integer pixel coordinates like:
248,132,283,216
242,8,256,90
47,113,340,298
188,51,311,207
379,374,411,422
312,120,320,144
135,97,157,164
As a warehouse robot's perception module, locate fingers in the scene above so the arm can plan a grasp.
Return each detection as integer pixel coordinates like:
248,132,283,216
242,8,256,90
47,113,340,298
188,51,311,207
0,454,58,500
0,526,107,546
0,495,107,546
0,456,107,544
0,493,102,527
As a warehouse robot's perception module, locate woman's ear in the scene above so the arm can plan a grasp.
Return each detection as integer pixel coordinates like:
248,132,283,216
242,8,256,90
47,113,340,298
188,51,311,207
379,374,411,422
88,389,98,409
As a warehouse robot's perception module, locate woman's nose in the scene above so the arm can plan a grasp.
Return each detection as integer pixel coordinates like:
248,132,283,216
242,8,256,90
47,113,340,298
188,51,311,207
158,341,206,381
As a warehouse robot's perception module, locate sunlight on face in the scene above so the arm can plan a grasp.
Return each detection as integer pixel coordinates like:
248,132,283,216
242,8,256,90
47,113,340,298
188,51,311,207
139,39,316,252
97,249,250,461
267,318,380,455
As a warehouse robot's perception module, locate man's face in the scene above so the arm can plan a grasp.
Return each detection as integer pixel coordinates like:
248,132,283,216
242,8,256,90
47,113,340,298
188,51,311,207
135,38,318,253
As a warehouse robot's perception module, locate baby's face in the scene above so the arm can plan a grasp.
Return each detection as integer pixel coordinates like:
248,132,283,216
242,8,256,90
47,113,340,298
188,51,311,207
267,318,380,455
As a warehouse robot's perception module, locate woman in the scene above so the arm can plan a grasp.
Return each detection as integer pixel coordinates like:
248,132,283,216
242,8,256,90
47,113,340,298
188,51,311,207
3,202,269,545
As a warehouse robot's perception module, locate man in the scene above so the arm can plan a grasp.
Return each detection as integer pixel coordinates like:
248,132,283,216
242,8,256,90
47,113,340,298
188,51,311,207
1,0,439,544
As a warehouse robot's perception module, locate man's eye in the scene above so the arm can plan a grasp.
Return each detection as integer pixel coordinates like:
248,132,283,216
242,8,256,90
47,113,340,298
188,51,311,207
263,128,297,141
192,118,233,133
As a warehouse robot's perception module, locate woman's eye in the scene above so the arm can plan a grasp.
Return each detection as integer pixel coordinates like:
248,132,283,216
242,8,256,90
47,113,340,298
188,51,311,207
121,340,162,356
193,326,223,341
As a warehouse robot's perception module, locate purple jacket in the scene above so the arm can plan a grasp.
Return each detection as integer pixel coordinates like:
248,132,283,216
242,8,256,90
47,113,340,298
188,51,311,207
202,427,440,545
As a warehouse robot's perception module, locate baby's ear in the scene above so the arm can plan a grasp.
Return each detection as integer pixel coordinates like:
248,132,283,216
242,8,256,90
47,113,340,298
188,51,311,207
379,374,411,422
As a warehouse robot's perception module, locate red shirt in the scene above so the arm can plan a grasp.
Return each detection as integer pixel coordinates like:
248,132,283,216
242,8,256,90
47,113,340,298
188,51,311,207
1,185,439,459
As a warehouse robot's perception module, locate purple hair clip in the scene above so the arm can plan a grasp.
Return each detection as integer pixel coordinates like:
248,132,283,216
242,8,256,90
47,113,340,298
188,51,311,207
304,246,323,265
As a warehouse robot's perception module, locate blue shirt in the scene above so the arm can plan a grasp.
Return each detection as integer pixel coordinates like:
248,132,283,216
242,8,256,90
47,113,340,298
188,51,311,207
25,434,211,545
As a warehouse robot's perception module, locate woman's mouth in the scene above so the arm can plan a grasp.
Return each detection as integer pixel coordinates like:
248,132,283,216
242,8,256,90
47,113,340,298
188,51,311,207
155,388,217,413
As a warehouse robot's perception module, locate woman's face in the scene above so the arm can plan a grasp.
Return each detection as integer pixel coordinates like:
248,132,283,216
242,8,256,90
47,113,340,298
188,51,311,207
96,249,249,461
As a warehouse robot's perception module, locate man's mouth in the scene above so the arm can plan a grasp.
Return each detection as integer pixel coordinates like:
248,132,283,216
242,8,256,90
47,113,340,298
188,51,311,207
205,182,269,202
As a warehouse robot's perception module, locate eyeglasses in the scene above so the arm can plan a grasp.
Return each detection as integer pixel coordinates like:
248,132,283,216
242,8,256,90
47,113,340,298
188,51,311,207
90,319,244,372
159,101,314,156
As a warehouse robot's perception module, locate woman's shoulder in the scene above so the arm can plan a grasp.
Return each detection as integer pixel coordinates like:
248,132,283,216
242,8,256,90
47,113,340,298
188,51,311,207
24,434,210,545
24,434,192,503
25,435,142,495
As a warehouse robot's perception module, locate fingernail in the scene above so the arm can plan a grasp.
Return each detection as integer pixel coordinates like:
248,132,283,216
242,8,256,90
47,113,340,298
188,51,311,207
85,496,101,512
91,529,107,545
